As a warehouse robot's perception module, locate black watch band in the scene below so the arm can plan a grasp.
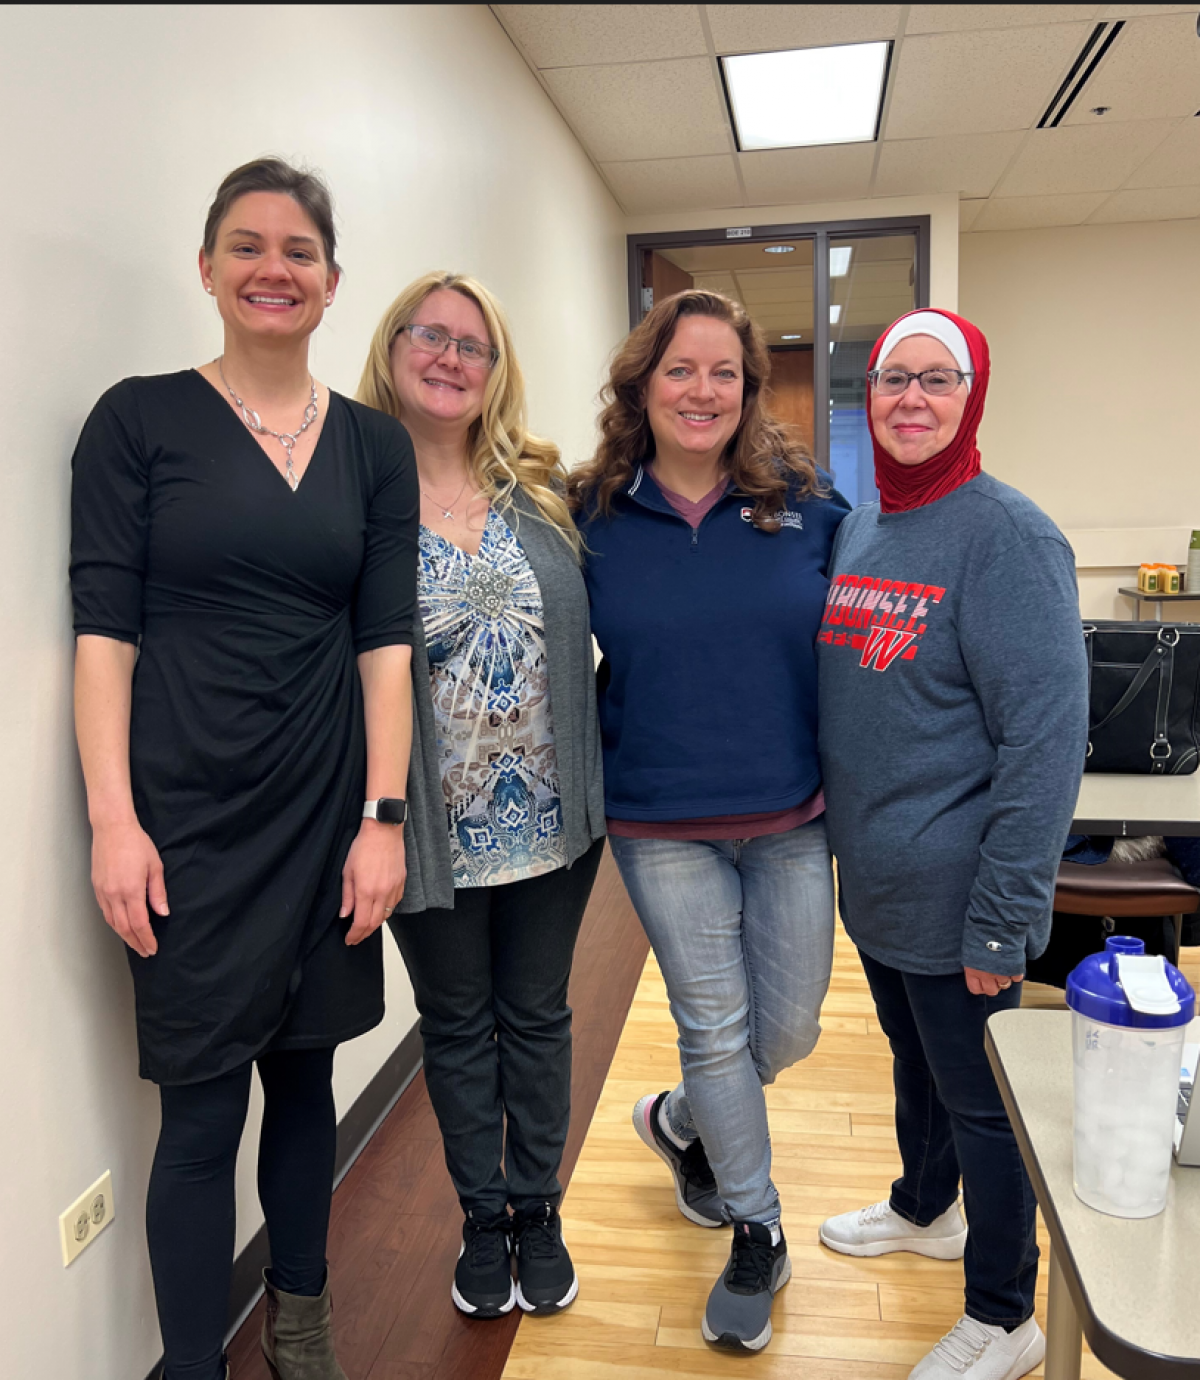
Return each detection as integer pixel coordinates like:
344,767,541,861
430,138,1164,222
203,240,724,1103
363,798,408,826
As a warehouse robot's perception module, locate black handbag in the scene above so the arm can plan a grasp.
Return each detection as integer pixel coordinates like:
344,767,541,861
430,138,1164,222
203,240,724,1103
1084,621,1200,774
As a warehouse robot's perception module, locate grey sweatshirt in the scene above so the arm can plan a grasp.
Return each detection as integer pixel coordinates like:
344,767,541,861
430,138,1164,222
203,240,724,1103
817,473,1088,976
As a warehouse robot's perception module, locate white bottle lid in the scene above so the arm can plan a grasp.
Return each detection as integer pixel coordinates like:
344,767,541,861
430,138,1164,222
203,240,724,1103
1116,954,1182,1016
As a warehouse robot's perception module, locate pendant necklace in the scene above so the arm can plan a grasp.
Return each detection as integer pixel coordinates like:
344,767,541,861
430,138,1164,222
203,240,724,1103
218,357,319,492
420,473,471,520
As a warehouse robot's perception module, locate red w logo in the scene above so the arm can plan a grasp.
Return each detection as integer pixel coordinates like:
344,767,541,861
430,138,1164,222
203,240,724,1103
860,626,917,671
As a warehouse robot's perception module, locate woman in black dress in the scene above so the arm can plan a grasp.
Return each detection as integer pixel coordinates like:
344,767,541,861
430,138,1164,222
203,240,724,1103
70,158,418,1380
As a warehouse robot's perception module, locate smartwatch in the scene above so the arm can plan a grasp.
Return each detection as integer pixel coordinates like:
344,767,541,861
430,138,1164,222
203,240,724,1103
363,798,408,826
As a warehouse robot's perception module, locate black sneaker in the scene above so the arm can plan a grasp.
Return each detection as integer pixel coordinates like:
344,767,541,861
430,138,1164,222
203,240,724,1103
702,1221,791,1352
633,1091,727,1227
452,1210,515,1317
512,1203,578,1314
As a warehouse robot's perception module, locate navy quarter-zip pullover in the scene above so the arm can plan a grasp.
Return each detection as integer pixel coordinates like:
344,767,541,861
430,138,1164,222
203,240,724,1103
578,466,850,821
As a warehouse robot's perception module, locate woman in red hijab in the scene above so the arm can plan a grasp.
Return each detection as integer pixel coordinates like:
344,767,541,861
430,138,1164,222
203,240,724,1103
815,310,1088,1380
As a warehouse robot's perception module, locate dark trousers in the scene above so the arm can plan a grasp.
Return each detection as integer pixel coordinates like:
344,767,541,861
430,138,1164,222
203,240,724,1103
858,950,1038,1328
146,1048,336,1380
392,839,604,1218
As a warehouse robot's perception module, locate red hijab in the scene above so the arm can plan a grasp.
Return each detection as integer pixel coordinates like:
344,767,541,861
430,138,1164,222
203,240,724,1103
866,308,990,513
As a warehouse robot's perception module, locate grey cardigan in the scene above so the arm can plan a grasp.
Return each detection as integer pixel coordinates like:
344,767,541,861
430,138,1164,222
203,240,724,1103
396,487,606,914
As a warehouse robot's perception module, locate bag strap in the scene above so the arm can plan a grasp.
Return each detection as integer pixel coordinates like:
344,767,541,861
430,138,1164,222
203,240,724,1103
1151,628,1180,771
1089,631,1176,735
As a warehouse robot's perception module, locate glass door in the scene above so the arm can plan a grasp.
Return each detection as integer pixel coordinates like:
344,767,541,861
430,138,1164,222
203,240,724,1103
827,232,917,507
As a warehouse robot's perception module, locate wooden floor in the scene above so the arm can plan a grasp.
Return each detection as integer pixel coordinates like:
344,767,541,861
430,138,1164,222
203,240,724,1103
227,851,1200,1380
501,927,1200,1380
225,847,650,1380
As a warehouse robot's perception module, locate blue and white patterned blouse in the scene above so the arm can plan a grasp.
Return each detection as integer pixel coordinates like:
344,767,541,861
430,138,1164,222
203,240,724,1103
418,508,566,888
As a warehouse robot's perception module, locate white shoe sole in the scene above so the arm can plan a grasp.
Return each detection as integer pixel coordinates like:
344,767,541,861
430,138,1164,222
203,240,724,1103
701,1255,792,1352
819,1222,967,1260
451,1278,516,1316
632,1094,725,1229
516,1269,579,1314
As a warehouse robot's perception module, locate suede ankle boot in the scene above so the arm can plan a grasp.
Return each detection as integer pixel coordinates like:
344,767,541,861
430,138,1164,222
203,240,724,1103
260,1270,348,1380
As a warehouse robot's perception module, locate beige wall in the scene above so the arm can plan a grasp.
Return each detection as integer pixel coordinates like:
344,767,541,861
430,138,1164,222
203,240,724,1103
0,6,625,1378
960,221,1200,619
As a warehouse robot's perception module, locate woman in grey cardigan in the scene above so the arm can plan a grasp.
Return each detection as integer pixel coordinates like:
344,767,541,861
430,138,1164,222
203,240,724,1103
357,273,604,1321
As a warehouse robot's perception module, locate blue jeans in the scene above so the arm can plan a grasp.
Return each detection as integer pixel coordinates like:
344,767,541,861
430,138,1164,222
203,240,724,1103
858,950,1037,1327
609,820,835,1223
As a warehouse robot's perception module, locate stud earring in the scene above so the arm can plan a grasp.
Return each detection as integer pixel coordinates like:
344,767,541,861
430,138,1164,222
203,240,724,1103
325,296,333,306
207,287,215,295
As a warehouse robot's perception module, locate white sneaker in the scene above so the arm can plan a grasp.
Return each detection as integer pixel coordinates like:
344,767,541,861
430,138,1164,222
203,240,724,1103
818,1199,967,1259
910,1315,1045,1380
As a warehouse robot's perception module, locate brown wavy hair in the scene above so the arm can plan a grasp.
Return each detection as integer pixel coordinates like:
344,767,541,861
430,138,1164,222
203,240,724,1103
567,289,821,531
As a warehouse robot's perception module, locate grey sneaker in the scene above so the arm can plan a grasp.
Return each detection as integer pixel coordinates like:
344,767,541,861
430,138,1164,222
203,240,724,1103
633,1092,727,1227
701,1221,790,1352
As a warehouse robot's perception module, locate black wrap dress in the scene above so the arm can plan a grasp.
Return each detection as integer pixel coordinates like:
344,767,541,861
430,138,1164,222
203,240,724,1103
70,371,418,1085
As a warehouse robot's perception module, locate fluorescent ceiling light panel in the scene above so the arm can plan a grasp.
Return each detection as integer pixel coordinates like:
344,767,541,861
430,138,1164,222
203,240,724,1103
722,42,890,151
829,247,853,277
830,305,843,323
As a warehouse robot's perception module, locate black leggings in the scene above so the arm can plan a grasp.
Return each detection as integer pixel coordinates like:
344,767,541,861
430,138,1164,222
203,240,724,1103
147,1047,337,1380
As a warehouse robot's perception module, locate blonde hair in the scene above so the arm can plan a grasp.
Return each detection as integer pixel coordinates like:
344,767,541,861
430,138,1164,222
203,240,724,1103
357,271,578,554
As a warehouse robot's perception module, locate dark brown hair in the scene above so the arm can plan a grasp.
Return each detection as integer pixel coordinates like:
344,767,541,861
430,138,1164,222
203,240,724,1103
567,289,820,531
202,157,340,273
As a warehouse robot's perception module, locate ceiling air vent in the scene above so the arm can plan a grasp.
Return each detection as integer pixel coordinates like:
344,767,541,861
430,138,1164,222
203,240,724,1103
1038,21,1125,129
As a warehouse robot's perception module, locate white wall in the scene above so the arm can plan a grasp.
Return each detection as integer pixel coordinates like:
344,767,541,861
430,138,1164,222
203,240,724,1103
959,220,1200,618
0,6,626,1378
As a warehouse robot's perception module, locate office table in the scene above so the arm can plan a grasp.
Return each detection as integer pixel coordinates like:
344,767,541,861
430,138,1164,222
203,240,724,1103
985,1009,1200,1379
1117,589,1200,623
1075,773,1200,838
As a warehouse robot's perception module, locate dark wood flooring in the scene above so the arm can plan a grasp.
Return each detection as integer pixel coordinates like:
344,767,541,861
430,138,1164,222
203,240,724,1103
226,846,648,1380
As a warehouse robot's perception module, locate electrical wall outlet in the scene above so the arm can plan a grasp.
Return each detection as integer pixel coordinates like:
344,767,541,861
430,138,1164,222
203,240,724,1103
59,1170,115,1267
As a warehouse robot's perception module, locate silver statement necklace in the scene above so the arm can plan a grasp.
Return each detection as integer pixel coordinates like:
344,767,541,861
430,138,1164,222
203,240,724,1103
218,357,319,492
420,473,471,520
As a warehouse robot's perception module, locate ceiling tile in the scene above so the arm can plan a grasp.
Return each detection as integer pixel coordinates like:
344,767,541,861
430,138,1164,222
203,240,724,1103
492,5,706,67
739,143,876,206
1064,14,1200,123
885,25,1090,138
974,192,1109,230
960,199,988,230
995,121,1175,195
1098,5,1197,16
706,4,902,53
1123,120,1200,189
1087,185,1200,222
657,242,813,272
690,271,742,301
600,156,743,215
874,132,1025,197
544,59,730,162
907,6,1101,34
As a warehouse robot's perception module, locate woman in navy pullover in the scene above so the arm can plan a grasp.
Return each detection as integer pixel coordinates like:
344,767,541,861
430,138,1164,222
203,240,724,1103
569,290,848,1353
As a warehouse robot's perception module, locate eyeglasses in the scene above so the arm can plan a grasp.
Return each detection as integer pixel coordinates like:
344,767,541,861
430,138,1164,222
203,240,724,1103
868,367,972,397
398,323,499,370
